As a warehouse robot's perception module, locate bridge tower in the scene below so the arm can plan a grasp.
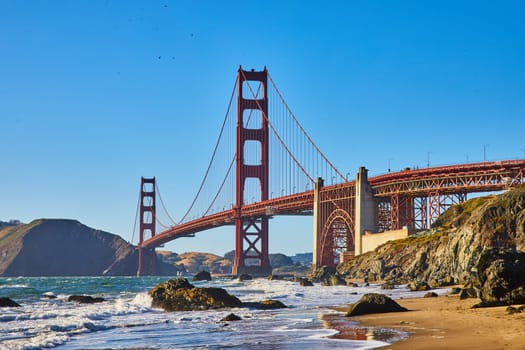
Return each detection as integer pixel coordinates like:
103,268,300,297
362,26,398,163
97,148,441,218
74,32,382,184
137,177,157,276
233,67,272,276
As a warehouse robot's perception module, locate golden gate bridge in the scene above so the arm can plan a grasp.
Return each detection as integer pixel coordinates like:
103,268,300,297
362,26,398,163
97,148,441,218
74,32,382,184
135,67,525,276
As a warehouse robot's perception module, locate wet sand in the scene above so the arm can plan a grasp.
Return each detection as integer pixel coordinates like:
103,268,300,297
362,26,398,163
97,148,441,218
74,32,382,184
344,294,525,349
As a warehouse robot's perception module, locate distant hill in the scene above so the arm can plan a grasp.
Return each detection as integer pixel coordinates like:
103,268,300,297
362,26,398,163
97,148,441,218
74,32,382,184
0,219,180,276
173,252,232,274
290,253,312,266
157,250,312,275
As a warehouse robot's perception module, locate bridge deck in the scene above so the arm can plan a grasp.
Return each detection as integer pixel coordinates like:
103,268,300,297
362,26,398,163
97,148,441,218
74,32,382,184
142,159,525,248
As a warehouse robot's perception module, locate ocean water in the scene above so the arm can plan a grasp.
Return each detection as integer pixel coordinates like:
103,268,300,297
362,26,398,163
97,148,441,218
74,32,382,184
0,276,445,349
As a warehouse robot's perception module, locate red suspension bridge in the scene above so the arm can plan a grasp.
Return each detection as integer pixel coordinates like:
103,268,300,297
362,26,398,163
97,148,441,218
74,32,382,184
136,67,525,276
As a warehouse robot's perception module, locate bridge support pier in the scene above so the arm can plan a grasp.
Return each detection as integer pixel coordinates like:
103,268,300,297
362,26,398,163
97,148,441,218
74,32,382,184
137,177,157,276
354,167,377,256
232,216,272,276
312,177,324,269
232,67,272,276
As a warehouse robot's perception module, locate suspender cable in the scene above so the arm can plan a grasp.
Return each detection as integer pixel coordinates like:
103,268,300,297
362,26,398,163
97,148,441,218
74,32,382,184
179,77,238,224
130,189,140,245
241,70,314,185
268,73,346,182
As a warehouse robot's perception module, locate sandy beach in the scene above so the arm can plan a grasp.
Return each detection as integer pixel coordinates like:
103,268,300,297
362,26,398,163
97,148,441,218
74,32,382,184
346,294,525,349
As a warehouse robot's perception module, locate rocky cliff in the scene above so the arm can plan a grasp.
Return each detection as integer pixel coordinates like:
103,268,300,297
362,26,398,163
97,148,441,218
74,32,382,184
0,219,179,276
339,185,525,286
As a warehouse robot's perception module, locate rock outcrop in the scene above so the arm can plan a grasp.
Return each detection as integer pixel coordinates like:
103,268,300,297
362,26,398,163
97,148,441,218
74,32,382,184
311,265,346,286
149,278,288,312
346,293,407,316
0,219,181,276
475,248,525,306
339,186,525,288
149,278,243,311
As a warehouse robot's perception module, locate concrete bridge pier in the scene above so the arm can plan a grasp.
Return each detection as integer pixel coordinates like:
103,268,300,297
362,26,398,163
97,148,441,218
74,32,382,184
312,167,378,270
312,177,324,269
354,167,377,255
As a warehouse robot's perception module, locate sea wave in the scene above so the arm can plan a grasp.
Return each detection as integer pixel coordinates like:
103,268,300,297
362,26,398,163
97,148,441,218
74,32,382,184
0,276,442,349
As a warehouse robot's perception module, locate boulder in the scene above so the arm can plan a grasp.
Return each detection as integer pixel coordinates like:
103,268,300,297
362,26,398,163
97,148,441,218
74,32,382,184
149,278,242,312
42,292,57,299
346,281,359,287
505,306,524,315
221,313,242,321
424,292,438,298
408,280,431,292
311,265,345,286
243,299,287,310
0,297,20,307
299,278,314,287
451,287,462,294
238,274,253,281
381,281,396,290
459,287,478,300
68,295,105,304
324,275,346,286
439,276,456,287
476,248,525,306
192,270,212,282
346,293,408,317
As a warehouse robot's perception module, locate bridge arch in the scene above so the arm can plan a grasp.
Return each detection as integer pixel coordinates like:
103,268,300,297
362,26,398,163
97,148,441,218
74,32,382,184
319,208,354,266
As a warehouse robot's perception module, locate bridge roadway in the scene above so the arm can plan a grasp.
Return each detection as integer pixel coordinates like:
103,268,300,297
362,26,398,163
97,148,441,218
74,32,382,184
142,159,525,248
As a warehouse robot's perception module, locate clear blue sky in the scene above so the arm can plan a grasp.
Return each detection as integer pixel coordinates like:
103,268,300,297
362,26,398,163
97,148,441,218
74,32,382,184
1,1,524,256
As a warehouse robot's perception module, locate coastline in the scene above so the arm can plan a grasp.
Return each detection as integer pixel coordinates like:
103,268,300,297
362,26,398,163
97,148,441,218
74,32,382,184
336,294,525,349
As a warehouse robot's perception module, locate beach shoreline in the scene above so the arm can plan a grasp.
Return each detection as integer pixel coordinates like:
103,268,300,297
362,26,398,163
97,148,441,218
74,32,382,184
332,294,525,349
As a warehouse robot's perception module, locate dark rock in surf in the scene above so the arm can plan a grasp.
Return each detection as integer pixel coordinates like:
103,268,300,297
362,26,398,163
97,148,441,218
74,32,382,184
149,278,242,312
192,270,212,282
242,299,288,310
238,274,252,281
68,295,105,304
221,313,242,321
299,278,314,287
43,292,57,299
0,297,20,307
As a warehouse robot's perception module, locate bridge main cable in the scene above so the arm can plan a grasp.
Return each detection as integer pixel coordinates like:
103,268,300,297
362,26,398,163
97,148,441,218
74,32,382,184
241,70,315,185
178,77,238,224
268,73,346,182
